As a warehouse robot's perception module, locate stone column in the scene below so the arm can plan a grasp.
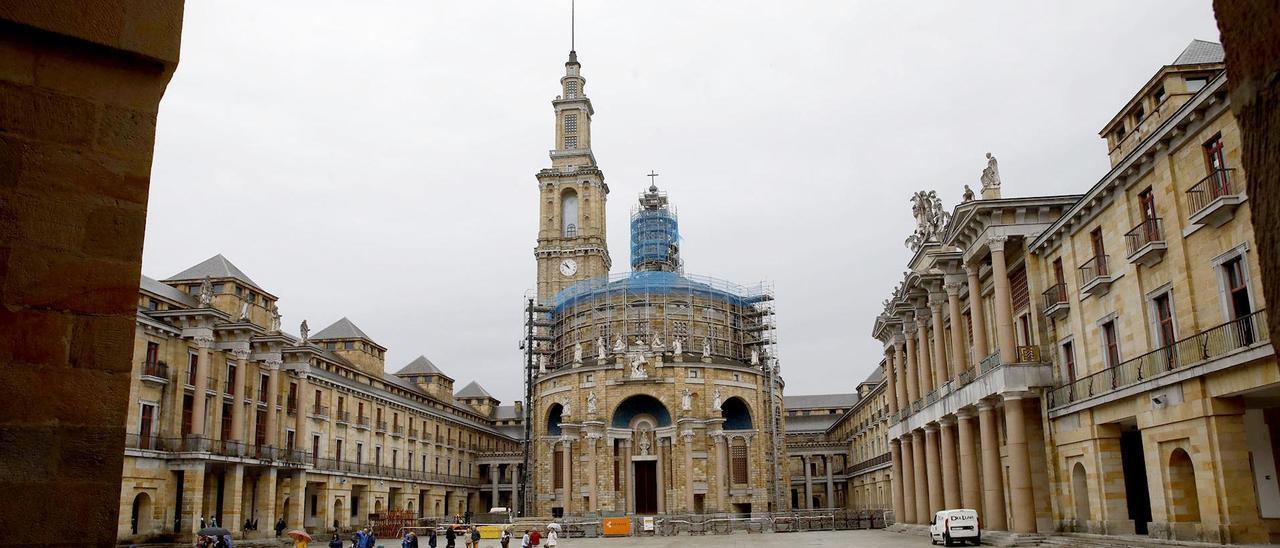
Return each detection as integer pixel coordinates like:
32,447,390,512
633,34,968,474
713,434,727,511
939,417,960,509
945,283,966,379
956,410,982,513
258,468,278,536
491,464,500,510
293,378,308,457
190,336,214,438
903,327,921,404
978,400,1007,530
1004,393,1036,533
884,349,899,414
289,470,306,530
893,339,908,411
655,438,665,514
824,455,835,509
925,424,943,515
510,463,520,515
230,351,248,445
589,436,600,512
988,236,1017,364
891,439,906,521
680,433,694,512
224,464,245,535
803,455,814,509
263,360,281,447
915,310,933,395
965,263,990,363
911,430,929,524
900,435,917,524
930,295,949,389
623,440,634,514
561,439,573,515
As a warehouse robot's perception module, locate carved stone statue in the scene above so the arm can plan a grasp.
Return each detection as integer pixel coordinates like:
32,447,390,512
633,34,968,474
198,275,213,307
587,391,598,414
238,300,250,321
269,304,281,332
573,342,583,363
651,334,664,351
962,184,975,202
613,335,625,353
702,337,711,357
750,348,760,366
562,398,571,417
629,353,647,379
634,336,645,348
713,388,722,409
597,336,607,359
672,338,683,355
904,190,951,251
539,354,548,374
637,429,652,456
681,388,692,411
980,152,1002,190
299,319,310,343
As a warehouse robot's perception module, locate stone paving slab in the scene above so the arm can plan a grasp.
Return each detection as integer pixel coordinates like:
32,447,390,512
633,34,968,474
374,529,919,548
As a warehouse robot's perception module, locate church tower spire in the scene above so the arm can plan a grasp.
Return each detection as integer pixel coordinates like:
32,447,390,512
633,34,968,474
534,48,611,303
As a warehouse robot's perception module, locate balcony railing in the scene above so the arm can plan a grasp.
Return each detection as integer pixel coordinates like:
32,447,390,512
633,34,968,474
356,415,371,429
123,434,309,465
310,404,329,419
1077,255,1109,285
847,453,892,475
1049,309,1269,408
1042,283,1068,312
335,411,351,424
408,429,420,440
1124,218,1167,267
286,399,298,416
376,420,388,433
392,425,405,437
1187,168,1239,216
140,360,169,380
309,456,482,486
979,352,1001,374
1014,345,1042,364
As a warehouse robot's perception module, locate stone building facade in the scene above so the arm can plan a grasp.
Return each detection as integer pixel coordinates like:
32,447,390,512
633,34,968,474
118,255,524,542
874,40,1279,544
527,50,787,516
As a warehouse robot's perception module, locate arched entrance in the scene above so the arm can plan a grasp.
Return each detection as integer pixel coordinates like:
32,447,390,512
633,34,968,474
374,499,383,514
1168,449,1200,522
130,492,152,535
333,498,344,529
1072,462,1091,525
612,395,672,515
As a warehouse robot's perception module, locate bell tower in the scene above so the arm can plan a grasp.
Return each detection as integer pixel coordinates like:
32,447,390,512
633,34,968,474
534,49,610,303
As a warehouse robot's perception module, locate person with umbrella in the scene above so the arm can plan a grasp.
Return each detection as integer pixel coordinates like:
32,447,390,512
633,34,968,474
288,529,313,548
544,525,557,548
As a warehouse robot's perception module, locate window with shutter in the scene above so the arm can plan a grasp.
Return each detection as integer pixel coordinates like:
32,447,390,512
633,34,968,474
731,442,748,484
1010,267,1029,312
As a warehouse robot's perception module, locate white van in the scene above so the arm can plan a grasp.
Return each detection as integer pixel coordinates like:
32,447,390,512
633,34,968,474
929,509,980,546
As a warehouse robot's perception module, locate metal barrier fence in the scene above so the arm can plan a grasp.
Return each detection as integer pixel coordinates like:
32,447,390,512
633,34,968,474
545,510,890,537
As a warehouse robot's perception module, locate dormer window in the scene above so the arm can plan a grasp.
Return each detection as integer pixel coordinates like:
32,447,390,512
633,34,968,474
1186,76,1208,93
1134,104,1145,122
1154,86,1166,104
1113,125,1126,145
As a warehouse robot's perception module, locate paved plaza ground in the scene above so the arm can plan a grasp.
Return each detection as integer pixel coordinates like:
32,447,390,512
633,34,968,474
374,530,920,548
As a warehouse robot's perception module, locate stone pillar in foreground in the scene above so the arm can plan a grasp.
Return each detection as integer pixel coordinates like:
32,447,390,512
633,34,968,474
912,429,929,524
891,439,906,522
1004,393,1036,533
940,416,960,510
978,400,1007,530
900,435,917,524
957,410,982,514
925,424,943,515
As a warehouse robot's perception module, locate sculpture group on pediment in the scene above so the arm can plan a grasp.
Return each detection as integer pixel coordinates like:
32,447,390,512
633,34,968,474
904,190,951,251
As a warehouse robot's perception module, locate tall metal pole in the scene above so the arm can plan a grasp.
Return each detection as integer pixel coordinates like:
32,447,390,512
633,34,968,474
520,298,534,517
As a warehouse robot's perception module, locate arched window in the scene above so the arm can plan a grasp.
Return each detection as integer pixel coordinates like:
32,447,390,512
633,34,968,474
1072,462,1091,523
561,189,579,237
721,397,753,430
546,403,564,435
130,492,152,535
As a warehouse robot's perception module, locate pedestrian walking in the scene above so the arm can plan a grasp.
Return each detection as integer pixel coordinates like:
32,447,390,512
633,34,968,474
545,527,556,548
470,526,481,548
520,530,531,548
528,528,540,548
445,524,457,548
427,528,438,548
500,528,511,548
328,533,343,548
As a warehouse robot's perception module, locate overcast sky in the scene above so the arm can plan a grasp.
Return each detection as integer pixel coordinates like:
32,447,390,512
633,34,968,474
143,1,1221,403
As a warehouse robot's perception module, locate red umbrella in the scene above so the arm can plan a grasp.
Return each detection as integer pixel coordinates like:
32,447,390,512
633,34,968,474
287,529,312,542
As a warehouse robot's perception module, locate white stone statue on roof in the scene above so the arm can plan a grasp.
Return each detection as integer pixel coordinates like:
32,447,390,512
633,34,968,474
613,335,625,354
635,336,645,348
750,348,760,366
238,299,250,321
269,304,281,332
702,337,711,358
573,342,583,364
630,353,647,379
539,354,547,374
904,190,951,252
199,275,213,307
713,388,722,409
587,391,598,414
299,320,310,343
681,388,692,412
597,336,606,359
962,184,975,203
981,152,1001,191
562,398,571,417
673,338,683,355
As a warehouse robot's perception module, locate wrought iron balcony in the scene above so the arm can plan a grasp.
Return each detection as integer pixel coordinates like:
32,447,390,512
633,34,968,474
140,360,169,383
407,428,419,440
392,425,405,437
309,404,329,419
335,411,351,425
1077,255,1113,297
376,420,388,433
355,415,371,429
1124,218,1167,267
1187,168,1243,227
1049,309,1270,409
1041,283,1069,320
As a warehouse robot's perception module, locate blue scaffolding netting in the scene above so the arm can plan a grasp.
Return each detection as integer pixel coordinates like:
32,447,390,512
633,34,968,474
552,270,771,313
630,207,679,270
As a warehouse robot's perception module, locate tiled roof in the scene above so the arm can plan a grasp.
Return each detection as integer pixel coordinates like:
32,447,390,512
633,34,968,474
494,405,521,420
140,275,197,307
784,413,844,433
456,381,495,400
862,368,884,385
783,393,859,410
164,254,263,290
312,317,374,341
1172,39,1224,66
396,355,451,379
